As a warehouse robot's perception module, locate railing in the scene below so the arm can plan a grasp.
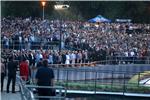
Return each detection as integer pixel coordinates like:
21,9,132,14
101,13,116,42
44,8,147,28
53,68,150,94
92,56,150,65
16,76,35,100
26,85,66,100
17,68,150,98
17,75,66,100
47,62,96,68
1,41,59,50
45,58,150,68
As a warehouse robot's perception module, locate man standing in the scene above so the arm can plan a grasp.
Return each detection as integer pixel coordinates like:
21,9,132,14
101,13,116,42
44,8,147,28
61,51,66,64
36,60,55,100
7,56,18,93
1,58,6,92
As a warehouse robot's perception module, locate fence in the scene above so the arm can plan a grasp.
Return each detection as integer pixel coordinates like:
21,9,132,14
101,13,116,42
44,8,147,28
16,68,150,99
26,85,66,100
16,76,35,100
104,56,150,65
16,75,66,100
1,41,59,50
53,68,150,94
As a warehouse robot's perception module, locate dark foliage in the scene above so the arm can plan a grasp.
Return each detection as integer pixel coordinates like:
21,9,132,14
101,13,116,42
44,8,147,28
1,1,150,23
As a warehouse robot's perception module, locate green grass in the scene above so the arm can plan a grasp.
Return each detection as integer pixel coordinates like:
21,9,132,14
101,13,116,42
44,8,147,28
56,71,150,93
56,81,150,93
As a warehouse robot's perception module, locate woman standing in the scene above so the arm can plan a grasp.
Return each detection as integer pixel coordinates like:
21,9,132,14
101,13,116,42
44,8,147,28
20,57,29,83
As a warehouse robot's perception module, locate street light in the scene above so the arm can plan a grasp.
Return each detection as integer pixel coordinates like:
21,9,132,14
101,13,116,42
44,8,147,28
54,4,69,53
41,1,46,20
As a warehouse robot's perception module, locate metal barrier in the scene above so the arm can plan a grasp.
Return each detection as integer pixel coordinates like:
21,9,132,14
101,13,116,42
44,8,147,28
16,75,66,100
105,56,150,65
53,68,150,94
26,85,66,100
16,76,35,100
47,62,96,68
1,41,59,50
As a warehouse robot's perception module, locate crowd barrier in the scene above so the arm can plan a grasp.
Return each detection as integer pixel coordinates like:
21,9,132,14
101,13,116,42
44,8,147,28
45,57,150,68
16,76,35,100
47,62,96,68
1,41,59,50
26,85,66,100
53,69,150,94
17,75,66,100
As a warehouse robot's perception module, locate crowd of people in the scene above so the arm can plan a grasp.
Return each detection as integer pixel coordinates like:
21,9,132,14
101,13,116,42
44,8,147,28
1,49,89,65
1,17,150,63
1,17,150,98
1,54,55,99
1,48,90,93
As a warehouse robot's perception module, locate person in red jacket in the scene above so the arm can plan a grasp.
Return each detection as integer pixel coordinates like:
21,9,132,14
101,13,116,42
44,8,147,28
20,57,29,83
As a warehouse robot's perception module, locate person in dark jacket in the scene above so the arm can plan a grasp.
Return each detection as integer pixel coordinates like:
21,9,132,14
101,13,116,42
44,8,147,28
6,56,18,93
36,59,55,100
28,51,35,67
62,52,66,64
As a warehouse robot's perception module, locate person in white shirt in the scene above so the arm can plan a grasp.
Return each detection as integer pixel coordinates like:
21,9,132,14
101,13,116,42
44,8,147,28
71,51,76,64
84,50,89,63
48,52,53,64
24,35,29,50
19,35,22,50
35,51,43,63
130,51,135,57
65,52,70,65
124,51,129,57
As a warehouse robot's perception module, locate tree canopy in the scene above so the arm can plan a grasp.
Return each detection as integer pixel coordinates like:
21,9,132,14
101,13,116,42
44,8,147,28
1,1,150,23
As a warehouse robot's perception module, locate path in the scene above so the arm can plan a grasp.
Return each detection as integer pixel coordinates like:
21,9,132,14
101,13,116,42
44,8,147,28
1,78,21,100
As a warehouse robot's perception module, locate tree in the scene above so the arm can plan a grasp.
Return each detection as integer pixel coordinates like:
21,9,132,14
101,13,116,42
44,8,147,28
1,1,150,23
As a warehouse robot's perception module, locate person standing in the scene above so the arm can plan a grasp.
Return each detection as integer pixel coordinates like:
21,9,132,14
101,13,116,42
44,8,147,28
19,57,29,84
36,58,43,68
61,51,66,64
7,56,18,93
48,52,53,64
70,51,76,67
65,52,70,64
1,58,6,92
28,50,36,83
84,50,89,63
35,60,55,100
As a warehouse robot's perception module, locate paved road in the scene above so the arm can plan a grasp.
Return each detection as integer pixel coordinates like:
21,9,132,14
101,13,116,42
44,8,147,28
1,92,21,100
1,78,21,100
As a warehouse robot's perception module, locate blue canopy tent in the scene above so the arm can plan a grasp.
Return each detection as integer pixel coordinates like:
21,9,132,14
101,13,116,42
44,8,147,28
88,15,111,23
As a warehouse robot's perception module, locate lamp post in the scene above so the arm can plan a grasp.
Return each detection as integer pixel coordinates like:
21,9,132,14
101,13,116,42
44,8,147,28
41,1,46,20
59,21,62,53
54,4,69,53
